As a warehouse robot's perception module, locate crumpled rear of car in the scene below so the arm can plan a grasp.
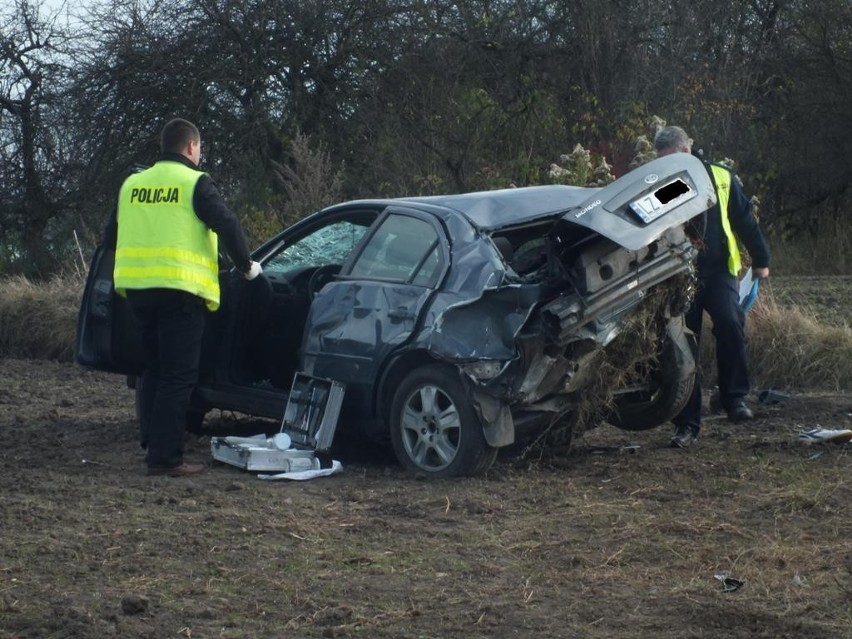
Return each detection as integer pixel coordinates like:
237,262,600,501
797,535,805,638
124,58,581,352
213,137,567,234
420,154,715,446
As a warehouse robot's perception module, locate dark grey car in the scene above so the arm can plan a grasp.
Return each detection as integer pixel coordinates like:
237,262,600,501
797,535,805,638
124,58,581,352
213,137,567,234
77,153,715,477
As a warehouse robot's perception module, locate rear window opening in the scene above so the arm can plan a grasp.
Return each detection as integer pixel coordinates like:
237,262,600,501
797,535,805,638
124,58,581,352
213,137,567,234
491,221,556,276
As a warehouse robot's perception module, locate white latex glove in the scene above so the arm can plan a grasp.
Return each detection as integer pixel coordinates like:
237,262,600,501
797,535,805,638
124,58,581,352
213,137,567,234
244,261,263,280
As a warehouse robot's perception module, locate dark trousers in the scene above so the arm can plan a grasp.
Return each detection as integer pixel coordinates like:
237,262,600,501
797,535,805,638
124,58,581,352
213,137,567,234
126,288,206,468
673,270,750,431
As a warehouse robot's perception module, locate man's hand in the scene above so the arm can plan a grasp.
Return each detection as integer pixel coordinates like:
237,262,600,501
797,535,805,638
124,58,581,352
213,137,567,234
753,267,769,280
244,261,263,280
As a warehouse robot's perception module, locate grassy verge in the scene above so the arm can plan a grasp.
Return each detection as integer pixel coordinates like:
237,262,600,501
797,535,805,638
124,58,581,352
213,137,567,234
0,273,850,392
747,284,852,391
697,277,852,392
0,274,82,362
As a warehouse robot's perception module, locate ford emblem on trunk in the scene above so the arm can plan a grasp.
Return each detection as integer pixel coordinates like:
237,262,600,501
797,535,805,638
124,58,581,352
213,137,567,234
644,174,659,184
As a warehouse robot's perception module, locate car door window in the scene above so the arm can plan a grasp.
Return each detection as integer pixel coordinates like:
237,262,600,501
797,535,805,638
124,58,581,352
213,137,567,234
264,220,370,274
349,214,443,286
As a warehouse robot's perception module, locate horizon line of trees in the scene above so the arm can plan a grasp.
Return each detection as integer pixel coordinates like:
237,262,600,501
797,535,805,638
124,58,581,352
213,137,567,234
2,0,850,277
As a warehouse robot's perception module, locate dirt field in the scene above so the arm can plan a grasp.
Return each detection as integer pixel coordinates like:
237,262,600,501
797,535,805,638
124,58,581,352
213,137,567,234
1,354,851,639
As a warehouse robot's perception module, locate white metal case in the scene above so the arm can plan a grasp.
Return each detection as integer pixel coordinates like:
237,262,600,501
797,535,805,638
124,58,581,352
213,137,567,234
211,373,345,472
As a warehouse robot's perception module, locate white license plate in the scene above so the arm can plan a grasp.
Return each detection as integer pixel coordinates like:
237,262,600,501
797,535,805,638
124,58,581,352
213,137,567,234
629,178,695,224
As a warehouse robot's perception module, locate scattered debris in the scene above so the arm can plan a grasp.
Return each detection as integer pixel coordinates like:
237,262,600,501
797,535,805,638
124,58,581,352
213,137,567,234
120,595,149,615
797,428,852,444
714,571,745,593
758,389,789,405
792,574,809,588
589,445,641,455
81,458,114,468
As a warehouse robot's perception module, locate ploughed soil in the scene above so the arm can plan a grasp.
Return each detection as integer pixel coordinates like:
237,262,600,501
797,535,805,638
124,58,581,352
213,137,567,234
1,357,851,639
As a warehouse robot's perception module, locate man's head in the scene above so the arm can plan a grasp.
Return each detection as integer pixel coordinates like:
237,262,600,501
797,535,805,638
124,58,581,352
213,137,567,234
161,118,201,165
654,126,692,157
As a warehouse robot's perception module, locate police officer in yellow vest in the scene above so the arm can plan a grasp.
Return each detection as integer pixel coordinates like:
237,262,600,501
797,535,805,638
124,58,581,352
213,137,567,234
654,126,770,448
110,118,262,476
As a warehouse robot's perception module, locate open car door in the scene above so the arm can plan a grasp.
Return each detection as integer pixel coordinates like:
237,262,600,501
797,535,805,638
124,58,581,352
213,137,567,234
75,245,145,375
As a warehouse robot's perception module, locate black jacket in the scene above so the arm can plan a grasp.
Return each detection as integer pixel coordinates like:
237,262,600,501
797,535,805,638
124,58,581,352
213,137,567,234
103,152,252,274
698,161,770,276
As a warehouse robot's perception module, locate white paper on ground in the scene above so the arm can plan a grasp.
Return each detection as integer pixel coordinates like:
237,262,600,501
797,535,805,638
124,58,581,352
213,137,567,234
797,428,852,443
257,460,343,481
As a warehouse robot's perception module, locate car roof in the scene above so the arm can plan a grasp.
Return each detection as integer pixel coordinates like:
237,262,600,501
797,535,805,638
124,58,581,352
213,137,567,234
403,185,598,229
329,184,599,231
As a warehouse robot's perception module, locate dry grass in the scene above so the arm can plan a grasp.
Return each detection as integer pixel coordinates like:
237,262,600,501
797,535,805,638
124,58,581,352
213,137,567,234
0,274,83,362
1,352,851,638
0,273,849,394
747,288,852,391
698,278,852,392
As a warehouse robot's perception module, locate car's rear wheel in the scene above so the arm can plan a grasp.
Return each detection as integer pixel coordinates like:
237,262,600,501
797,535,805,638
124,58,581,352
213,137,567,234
389,364,498,477
609,317,696,431
611,371,694,431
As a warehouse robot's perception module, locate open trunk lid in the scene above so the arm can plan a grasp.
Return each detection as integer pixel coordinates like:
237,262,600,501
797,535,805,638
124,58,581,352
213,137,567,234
558,153,716,251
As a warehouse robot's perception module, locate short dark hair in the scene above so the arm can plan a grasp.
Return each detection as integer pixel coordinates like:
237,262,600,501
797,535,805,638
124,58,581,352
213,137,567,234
160,118,200,153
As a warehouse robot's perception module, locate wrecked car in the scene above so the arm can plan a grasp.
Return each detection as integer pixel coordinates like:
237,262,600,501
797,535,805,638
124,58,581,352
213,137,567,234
76,153,716,477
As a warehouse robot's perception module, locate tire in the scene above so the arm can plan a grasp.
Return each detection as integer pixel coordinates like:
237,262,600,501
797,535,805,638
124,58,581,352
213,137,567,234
611,373,694,431
609,318,697,431
389,364,498,477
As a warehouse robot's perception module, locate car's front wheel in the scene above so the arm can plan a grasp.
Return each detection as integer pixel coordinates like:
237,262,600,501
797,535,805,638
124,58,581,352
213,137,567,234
389,364,497,477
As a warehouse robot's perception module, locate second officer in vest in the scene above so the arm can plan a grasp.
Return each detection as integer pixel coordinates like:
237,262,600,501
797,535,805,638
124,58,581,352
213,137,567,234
109,118,262,476
654,125,770,448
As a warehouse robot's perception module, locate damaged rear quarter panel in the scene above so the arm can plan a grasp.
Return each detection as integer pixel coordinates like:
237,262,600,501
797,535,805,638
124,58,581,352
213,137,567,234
424,282,544,362
411,215,557,410
413,214,546,362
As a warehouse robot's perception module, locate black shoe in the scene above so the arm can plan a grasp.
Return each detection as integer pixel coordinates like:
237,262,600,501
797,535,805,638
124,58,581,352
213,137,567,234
671,425,699,449
726,400,754,423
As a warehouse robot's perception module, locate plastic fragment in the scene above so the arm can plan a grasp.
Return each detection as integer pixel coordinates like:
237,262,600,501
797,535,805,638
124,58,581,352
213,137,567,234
758,389,789,405
797,428,852,444
714,571,745,593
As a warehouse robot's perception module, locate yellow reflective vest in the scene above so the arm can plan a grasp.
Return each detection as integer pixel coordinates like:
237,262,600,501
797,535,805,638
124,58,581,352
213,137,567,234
708,164,742,277
114,161,220,310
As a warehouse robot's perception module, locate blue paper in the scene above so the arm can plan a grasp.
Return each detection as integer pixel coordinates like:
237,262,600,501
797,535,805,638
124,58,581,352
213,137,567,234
738,268,760,312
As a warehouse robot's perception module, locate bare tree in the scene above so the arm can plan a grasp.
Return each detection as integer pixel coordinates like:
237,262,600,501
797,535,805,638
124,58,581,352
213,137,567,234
0,0,72,275
2,0,849,275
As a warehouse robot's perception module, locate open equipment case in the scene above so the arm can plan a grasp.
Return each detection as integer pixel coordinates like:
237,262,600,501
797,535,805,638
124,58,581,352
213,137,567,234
211,373,345,472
